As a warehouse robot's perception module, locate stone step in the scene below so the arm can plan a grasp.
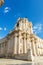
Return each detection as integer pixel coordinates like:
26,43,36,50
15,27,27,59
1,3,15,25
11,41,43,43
34,56,43,62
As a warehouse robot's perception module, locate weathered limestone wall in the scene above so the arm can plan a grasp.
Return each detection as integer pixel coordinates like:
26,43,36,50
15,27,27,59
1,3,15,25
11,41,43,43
6,36,14,57
0,42,6,57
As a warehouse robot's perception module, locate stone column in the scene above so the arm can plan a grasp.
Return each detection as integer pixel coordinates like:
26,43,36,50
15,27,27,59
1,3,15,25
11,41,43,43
21,38,24,54
23,34,27,53
35,40,39,56
17,32,21,54
26,34,30,50
37,41,40,56
27,37,34,61
14,33,17,54
31,38,37,56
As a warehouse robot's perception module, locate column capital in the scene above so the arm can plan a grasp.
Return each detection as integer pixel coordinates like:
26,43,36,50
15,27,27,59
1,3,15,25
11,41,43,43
14,33,18,37
26,34,29,38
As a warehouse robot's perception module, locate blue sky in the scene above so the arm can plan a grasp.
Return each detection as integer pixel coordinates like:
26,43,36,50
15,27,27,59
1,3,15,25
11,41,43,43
0,0,43,39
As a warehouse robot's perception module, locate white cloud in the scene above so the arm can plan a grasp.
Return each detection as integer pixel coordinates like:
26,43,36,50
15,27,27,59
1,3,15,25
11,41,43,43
0,27,3,30
4,27,7,31
33,23,42,34
4,7,11,13
0,27,7,31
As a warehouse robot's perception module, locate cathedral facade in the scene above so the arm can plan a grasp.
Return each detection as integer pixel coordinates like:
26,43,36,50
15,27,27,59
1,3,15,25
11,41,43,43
0,18,43,61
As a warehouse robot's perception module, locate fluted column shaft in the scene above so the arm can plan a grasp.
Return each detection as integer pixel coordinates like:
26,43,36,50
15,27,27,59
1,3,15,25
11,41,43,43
17,32,21,54
35,43,38,56
26,34,31,50
14,34,17,54
31,38,37,56
23,34,27,53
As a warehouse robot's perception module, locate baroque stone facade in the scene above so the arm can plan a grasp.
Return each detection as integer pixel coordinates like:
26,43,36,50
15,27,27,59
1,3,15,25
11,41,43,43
0,18,43,61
